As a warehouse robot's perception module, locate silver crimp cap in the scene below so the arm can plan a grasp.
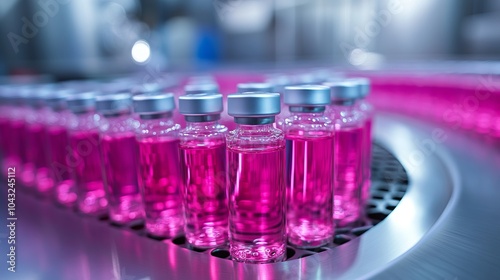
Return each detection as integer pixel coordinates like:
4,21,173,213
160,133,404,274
324,81,360,102
179,93,223,116
227,92,281,117
345,77,371,98
95,92,132,114
45,89,73,111
67,91,97,113
283,85,330,106
132,92,175,114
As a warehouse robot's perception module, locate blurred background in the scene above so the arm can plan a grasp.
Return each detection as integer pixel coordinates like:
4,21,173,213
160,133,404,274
0,0,499,79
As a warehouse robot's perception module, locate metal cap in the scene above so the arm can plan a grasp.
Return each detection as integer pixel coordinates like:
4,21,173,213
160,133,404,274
22,84,54,108
1,86,23,106
237,82,273,93
67,91,97,113
45,89,73,111
346,77,371,98
132,92,175,114
184,83,219,95
283,85,330,106
96,93,132,114
227,92,281,117
324,81,360,102
179,93,223,116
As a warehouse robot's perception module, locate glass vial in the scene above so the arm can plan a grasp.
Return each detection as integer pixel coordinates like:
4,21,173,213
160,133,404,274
96,93,143,225
133,93,184,238
45,89,76,207
178,92,228,248
23,85,54,195
354,78,374,206
67,92,108,215
0,86,24,177
282,85,335,248
326,82,365,227
226,92,286,263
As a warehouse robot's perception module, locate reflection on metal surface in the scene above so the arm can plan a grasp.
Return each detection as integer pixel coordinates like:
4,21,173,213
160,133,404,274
10,112,500,279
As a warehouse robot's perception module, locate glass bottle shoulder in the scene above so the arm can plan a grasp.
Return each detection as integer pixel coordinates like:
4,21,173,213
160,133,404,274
98,114,138,136
67,111,101,132
136,118,181,140
226,124,284,152
179,121,227,148
282,113,334,138
327,105,366,128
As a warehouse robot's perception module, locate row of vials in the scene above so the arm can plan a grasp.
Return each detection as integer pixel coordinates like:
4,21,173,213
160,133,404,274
0,77,372,263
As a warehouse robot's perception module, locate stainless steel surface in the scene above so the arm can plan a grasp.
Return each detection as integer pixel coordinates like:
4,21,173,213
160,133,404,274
3,112,500,279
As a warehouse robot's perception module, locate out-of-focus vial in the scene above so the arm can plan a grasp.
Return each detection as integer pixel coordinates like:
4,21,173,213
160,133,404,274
226,92,286,263
349,78,373,206
0,87,8,161
282,85,335,248
67,92,108,215
325,82,365,227
96,93,143,225
44,89,76,207
23,85,54,195
178,92,228,248
237,82,273,93
0,86,24,176
133,93,183,238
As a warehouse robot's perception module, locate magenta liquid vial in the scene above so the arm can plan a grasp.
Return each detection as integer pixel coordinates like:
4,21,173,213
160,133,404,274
23,86,55,195
178,92,228,248
67,92,108,215
44,89,77,207
133,93,184,238
96,93,144,225
227,92,286,263
326,82,365,227
282,85,335,248
0,86,24,175
351,78,374,206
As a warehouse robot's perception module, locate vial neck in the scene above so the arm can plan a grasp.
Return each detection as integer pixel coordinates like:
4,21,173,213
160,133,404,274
234,116,275,125
331,99,357,107
236,123,275,131
186,120,220,129
139,112,173,120
101,110,132,118
289,106,326,114
184,114,221,123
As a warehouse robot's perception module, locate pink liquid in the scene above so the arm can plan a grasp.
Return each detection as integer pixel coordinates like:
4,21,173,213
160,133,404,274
286,133,335,248
0,117,7,157
334,126,364,227
361,119,373,206
137,137,184,238
228,147,286,263
25,122,54,195
69,130,108,215
180,141,228,248
1,119,24,175
101,133,143,225
47,125,76,207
